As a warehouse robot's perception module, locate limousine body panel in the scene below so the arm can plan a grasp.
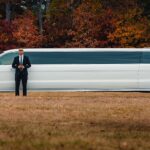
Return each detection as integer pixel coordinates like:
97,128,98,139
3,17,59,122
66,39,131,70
0,48,149,91
28,64,140,90
0,65,15,91
0,64,139,91
139,64,150,90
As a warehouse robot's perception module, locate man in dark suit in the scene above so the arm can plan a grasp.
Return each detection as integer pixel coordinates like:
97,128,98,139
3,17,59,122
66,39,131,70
12,48,31,96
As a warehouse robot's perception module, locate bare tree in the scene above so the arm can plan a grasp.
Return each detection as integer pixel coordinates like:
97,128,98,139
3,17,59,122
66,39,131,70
6,1,11,21
46,0,51,13
37,0,43,35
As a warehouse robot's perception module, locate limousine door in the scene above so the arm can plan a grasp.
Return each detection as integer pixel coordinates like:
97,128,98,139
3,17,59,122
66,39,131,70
139,51,150,90
0,52,17,91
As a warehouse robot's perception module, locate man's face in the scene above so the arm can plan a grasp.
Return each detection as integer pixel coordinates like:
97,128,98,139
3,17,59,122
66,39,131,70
18,49,24,56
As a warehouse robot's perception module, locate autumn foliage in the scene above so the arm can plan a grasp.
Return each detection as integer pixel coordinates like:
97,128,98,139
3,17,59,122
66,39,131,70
12,11,44,48
44,0,150,48
108,8,150,47
65,1,116,47
1,0,150,51
0,20,17,52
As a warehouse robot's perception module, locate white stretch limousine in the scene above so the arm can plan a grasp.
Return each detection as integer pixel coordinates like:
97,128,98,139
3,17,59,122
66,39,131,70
0,48,150,91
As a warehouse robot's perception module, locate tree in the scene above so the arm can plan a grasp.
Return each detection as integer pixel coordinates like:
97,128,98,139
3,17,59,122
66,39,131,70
108,7,150,47
138,0,150,18
0,20,17,52
65,0,116,47
100,0,138,13
1,0,150,49
0,0,22,21
44,0,73,47
12,11,45,48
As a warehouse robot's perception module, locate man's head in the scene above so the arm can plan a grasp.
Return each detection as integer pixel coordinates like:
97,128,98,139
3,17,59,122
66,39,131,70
18,48,24,56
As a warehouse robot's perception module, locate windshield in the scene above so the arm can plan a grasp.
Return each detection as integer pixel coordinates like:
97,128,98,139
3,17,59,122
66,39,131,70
0,52,17,65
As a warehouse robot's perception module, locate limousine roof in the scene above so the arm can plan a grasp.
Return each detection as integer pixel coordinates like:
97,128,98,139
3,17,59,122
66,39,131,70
1,48,150,54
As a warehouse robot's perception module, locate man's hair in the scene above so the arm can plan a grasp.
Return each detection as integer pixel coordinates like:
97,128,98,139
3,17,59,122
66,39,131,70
19,48,24,51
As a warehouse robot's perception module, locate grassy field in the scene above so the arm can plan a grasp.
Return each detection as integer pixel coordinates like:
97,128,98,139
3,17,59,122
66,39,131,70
0,92,150,150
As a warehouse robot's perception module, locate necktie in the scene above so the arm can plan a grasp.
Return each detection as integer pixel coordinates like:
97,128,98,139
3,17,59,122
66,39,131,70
20,56,23,64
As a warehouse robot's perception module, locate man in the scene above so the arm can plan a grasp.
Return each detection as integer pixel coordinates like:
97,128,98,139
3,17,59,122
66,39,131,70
12,48,31,96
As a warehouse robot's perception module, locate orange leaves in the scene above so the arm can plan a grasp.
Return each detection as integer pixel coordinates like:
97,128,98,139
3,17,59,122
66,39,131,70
1,0,150,49
0,11,45,52
108,7,150,47
12,11,44,48
65,1,116,48
0,20,17,52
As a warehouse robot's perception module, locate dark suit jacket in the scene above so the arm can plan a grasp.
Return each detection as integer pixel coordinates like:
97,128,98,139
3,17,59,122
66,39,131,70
12,55,31,77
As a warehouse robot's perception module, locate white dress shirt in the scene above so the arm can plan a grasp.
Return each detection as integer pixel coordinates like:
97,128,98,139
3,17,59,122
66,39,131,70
19,55,24,64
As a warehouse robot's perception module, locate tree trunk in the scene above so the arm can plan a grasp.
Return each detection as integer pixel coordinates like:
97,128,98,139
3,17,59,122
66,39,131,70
46,0,51,13
6,1,11,21
38,0,43,35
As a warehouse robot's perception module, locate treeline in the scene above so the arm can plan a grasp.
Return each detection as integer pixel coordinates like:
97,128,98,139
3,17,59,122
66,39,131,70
0,0,150,52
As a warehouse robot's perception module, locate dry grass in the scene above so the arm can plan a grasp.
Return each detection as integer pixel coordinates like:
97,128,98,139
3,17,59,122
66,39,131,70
0,92,150,150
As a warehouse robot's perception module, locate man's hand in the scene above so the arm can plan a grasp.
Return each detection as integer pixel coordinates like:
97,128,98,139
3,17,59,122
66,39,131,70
21,65,25,69
18,65,21,69
18,65,25,70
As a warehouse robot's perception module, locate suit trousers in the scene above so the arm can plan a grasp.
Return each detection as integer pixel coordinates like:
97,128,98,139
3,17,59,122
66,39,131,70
15,71,28,96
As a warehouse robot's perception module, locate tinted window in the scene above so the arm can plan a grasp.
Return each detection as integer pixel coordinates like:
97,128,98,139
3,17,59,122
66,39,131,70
142,52,150,63
25,51,141,64
0,52,17,65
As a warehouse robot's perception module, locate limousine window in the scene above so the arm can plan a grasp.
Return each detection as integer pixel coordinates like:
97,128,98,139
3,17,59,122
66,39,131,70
0,52,17,65
142,52,150,63
24,51,141,64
